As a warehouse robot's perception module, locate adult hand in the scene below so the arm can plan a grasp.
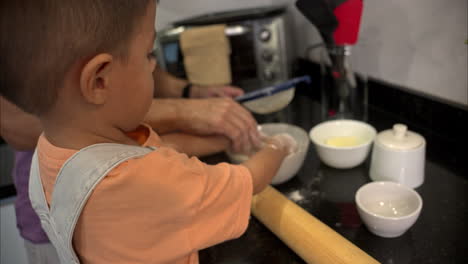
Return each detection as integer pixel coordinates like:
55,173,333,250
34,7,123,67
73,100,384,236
190,84,244,99
178,97,261,153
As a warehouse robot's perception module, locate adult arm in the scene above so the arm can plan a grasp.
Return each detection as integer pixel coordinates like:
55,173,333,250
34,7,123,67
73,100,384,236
144,98,261,153
160,133,229,158
0,66,261,154
0,96,42,150
150,66,261,152
0,94,254,156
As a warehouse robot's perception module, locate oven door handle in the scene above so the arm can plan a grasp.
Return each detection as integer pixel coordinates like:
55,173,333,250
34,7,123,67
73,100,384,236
225,25,250,36
161,25,250,37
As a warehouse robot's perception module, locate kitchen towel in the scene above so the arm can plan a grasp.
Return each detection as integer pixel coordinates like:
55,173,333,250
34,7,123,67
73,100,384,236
180,24,232,86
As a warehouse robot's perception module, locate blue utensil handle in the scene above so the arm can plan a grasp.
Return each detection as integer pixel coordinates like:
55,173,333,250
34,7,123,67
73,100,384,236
235,75,311,103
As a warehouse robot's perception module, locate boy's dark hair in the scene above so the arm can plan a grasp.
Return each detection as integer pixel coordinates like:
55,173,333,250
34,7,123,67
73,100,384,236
0,0,153,115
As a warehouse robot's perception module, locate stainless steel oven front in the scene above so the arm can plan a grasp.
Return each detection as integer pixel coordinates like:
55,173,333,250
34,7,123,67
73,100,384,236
154,5,293,92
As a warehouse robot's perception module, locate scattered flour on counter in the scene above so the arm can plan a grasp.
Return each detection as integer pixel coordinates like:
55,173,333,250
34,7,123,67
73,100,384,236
288,190,305,202
310,191,320,197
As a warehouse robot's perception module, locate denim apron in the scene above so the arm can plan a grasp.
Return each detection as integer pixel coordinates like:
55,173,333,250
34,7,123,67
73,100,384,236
29,143,155,264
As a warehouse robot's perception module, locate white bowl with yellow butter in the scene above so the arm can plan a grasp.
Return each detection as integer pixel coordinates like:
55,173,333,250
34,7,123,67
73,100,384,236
309,120,377,169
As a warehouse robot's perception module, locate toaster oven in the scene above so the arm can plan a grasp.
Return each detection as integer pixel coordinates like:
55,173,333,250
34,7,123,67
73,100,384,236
154,5,293,92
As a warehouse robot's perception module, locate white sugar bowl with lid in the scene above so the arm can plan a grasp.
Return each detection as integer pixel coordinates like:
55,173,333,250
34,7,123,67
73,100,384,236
370,124,426,188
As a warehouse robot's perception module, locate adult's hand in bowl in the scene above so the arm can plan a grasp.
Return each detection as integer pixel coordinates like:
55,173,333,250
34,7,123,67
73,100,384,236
177,97,262,153
227,123,309,185
265,133,298,154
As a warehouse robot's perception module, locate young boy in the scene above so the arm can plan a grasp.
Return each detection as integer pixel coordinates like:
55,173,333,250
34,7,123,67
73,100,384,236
0,1,294,263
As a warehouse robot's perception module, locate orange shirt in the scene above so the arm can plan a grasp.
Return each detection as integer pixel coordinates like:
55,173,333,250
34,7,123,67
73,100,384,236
37,124,253,263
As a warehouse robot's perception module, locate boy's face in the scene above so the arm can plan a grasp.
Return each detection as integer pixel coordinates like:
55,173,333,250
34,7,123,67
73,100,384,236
108,1,157,131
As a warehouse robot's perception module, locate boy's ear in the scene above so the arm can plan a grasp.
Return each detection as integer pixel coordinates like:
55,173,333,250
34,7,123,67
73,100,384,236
80,54,114,105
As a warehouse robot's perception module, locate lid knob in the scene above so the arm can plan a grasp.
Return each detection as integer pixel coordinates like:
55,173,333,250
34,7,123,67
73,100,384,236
376,123,425,150
393,124,407,140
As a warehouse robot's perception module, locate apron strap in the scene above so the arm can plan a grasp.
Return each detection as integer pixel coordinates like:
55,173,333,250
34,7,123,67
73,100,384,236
30,143,155,263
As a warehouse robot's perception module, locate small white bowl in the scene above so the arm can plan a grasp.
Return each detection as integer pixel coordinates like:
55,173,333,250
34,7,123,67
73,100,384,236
355,181,423,238
227,123,309,185
309,120,376,169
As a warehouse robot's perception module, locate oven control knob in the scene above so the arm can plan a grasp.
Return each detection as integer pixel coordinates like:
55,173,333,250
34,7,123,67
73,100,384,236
261,50,274,62
263,69,276,81
259,28,271,42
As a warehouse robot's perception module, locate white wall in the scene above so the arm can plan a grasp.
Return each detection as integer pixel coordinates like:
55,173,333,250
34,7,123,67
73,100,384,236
352,0,467,106
0,145,28,263
1,198,29,264
277,0,468,106
156,0,468,106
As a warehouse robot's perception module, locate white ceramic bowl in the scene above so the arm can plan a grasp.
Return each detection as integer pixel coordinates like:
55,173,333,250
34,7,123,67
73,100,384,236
227,123,309,185
243,89,295,114
309,120,376,169
355,181,423,238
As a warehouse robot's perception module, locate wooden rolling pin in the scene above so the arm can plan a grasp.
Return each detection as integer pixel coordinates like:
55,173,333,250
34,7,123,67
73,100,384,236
251,186,380,264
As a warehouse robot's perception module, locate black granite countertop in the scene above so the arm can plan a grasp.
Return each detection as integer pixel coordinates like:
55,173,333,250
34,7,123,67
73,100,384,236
1,65,467,263
199,92,468,264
